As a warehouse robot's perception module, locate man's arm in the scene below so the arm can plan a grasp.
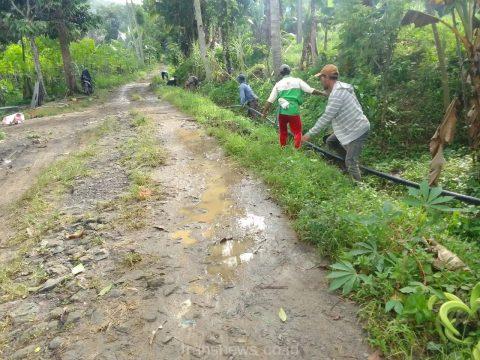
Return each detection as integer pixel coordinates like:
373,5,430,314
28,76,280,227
262,85,278,118
302,92,343,141
312,89,328,96
298,80,327,96
262,101,272,117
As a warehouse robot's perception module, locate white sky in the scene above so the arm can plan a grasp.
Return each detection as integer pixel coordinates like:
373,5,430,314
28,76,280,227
92,0,142,5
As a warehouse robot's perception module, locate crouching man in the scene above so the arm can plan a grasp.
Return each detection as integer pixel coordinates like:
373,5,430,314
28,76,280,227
302,64,370,181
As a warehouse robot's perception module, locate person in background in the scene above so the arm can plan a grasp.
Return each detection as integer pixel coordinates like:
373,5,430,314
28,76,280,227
161,69,169,81
262,64,325,149
185,75,200,91
80,69,93,95
237,74,259,118
166,77,177,86
302,64,370,181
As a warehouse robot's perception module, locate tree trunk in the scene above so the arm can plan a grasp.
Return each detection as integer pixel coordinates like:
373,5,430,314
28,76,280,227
299,13,311,69
138,30,145,63
324,24,328,52
431,23,450,112
264,0,271,46
193,0,212,81
299,1,318,69
220,27,232,73
57,21,77,96
309,0,318,64
126,0,144,65
452,11,467,108
270,0,282,76
296,0,303,44
29,36,47,106
378,32,399,125
21,35,32,100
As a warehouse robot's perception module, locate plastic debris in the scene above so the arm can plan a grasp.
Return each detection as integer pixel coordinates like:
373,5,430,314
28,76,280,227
2,113,24,125
71,263,85,275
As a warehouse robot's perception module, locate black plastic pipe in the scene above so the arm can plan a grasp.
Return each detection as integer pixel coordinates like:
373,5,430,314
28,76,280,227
233,105,480,206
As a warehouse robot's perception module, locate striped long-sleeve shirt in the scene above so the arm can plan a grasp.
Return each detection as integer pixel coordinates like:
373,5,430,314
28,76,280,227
305,81,370,145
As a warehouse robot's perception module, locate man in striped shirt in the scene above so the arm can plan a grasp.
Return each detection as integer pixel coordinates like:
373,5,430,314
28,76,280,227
262,64,325,148
302,64,370,181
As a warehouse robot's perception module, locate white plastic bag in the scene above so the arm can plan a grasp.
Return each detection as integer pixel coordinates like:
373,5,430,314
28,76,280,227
278,98,290,110
2,112,24,125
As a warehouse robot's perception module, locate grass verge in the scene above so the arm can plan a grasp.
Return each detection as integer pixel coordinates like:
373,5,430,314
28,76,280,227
108,110,165,230
157,86,480,360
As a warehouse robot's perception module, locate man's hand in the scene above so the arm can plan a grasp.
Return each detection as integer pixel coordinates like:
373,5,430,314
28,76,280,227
262,101,272,119
312,89,328,97
302,134,311,143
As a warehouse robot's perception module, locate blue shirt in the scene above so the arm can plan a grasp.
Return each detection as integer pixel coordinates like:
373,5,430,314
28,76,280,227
239,83,257,105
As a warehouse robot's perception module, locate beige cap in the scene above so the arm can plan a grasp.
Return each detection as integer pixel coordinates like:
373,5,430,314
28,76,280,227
315,64,339,78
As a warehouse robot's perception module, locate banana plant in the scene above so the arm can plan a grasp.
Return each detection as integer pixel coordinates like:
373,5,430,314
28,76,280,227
401,0,480,152
428,282,480,357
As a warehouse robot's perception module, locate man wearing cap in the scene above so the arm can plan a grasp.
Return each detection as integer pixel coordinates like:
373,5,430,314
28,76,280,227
237,74,259,118
302,64,370,181
262,64,325,149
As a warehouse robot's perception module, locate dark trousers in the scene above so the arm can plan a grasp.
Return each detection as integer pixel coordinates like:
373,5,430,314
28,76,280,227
326,131,369,181
247,99,259,118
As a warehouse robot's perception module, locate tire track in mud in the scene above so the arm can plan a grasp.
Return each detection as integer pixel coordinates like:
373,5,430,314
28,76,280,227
0,83,372,360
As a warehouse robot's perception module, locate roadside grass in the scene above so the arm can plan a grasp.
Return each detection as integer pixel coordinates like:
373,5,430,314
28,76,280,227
0,116,118,302
111,112,165,230
130,93,143,101
157,86,480,360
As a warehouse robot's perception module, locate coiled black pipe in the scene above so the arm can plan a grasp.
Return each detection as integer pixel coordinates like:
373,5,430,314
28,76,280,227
230,104,480,206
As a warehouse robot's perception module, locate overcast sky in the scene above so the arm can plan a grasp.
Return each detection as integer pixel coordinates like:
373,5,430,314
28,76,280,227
91,0,142,5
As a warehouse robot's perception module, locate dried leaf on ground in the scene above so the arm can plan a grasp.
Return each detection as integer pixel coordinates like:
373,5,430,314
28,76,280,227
138,187,153,200
66,228,85,239
432,243,469,271
98,284,113,297
368,350,383,360
429,98,459,186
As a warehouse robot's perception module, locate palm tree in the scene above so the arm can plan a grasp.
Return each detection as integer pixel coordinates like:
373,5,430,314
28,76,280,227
270,0,282,76
299,0,318,69
296,0,303,44
193,0,212,81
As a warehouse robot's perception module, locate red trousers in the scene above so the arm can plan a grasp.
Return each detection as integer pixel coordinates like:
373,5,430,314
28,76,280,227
278,114,302,148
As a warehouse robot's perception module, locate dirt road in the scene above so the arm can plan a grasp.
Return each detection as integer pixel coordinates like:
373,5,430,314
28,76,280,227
0,82,371,359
